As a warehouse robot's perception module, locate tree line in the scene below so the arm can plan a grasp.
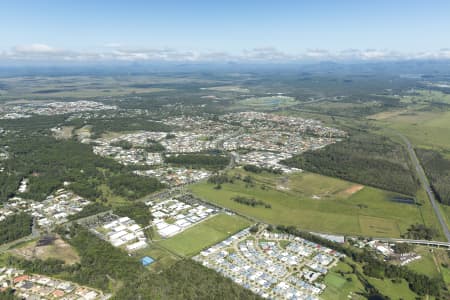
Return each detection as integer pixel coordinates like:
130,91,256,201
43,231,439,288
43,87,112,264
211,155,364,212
165,153,230,170
113,202,153,227
0,213,33,245
416,148,450,205
243,164,282,175
282,133,417,196
232,196,271,208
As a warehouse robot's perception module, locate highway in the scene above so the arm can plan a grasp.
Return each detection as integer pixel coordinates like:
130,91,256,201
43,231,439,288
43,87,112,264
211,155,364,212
374,237,450,248
398,134,450,242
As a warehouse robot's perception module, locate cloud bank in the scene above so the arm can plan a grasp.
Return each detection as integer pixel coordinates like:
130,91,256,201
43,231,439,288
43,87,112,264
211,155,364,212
2,44,450,63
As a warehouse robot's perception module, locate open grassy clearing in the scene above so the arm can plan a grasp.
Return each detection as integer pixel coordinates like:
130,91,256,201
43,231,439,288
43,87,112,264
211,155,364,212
52,126,74,140
238,95,297,108
97,184,128,207
156,213,251,257
134,245,180,273
322,271,365,300
322,262,366,300
406,246,450,289
368,277,419,300
376,109,450,153
73,124,92,140
408,246,442,279
9,236,80,265
401,90,450,105
190,170,428,237
323,258,421,300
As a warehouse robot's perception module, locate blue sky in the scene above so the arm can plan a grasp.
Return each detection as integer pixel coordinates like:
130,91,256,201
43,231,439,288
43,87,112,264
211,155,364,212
1,0,450,62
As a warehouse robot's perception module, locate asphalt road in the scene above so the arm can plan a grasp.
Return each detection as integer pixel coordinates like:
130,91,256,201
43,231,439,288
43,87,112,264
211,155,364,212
399,134,450,242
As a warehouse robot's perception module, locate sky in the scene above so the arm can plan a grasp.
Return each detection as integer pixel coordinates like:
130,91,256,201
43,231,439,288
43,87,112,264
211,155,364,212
1,0,450,63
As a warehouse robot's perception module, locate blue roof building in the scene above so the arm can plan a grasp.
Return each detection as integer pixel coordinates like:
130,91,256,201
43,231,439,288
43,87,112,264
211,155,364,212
141,256,155,266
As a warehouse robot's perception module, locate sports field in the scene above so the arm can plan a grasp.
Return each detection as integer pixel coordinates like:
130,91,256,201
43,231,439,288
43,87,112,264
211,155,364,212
156,213,251,257
190,170,428,237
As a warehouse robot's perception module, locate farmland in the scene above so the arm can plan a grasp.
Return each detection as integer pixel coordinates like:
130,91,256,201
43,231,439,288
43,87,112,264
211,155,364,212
190,169,430,237
381,110,450,152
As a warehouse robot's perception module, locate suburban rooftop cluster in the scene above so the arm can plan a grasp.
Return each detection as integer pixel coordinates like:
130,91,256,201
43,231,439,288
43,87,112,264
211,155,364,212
0,267,104,299
194,228,343,300
90,214,148,253
93,143,163,166
0,101,116,120
135,167,210,186
350,238,422,266
146,195,217,238
237,151,302,173
2,189,90,228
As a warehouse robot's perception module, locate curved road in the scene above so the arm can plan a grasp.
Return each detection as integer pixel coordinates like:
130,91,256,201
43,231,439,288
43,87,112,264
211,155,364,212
398,134,450,242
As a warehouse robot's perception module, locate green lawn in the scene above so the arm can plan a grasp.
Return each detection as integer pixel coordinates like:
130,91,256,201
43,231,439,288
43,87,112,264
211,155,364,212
322,262,365,300
408,246,441,279
323,259,420,300
189,170,426,237
368,277,418,300
156,213,251,257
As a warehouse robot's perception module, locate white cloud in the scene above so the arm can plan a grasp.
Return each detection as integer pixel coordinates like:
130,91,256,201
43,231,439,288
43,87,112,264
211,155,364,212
1,44,450,63
103,43,122,48
13,43,61,54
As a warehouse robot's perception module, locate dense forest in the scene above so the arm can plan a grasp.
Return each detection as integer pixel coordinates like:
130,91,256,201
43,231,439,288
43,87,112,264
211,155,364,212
243,164,282,174
0,135,163,202
416,149,450,205
8,225,261,300
113,202,153,226
113,260,263,300
282,133,417,195
108,173,163,200
0,213,33,245
165,153,230,170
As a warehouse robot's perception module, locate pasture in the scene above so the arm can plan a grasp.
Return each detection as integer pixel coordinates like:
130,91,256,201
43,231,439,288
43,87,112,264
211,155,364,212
377,109,450,153
190,170,430,237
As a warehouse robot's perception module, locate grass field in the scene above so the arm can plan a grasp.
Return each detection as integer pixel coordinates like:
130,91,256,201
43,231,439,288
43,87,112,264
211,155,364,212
376,109,450,153
189,170,429,237
323,259,421,300
135,245,180,273
322,261,365,300
368,277,418,299
408,246,441,278
156,213,251,257
239,95,297,108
